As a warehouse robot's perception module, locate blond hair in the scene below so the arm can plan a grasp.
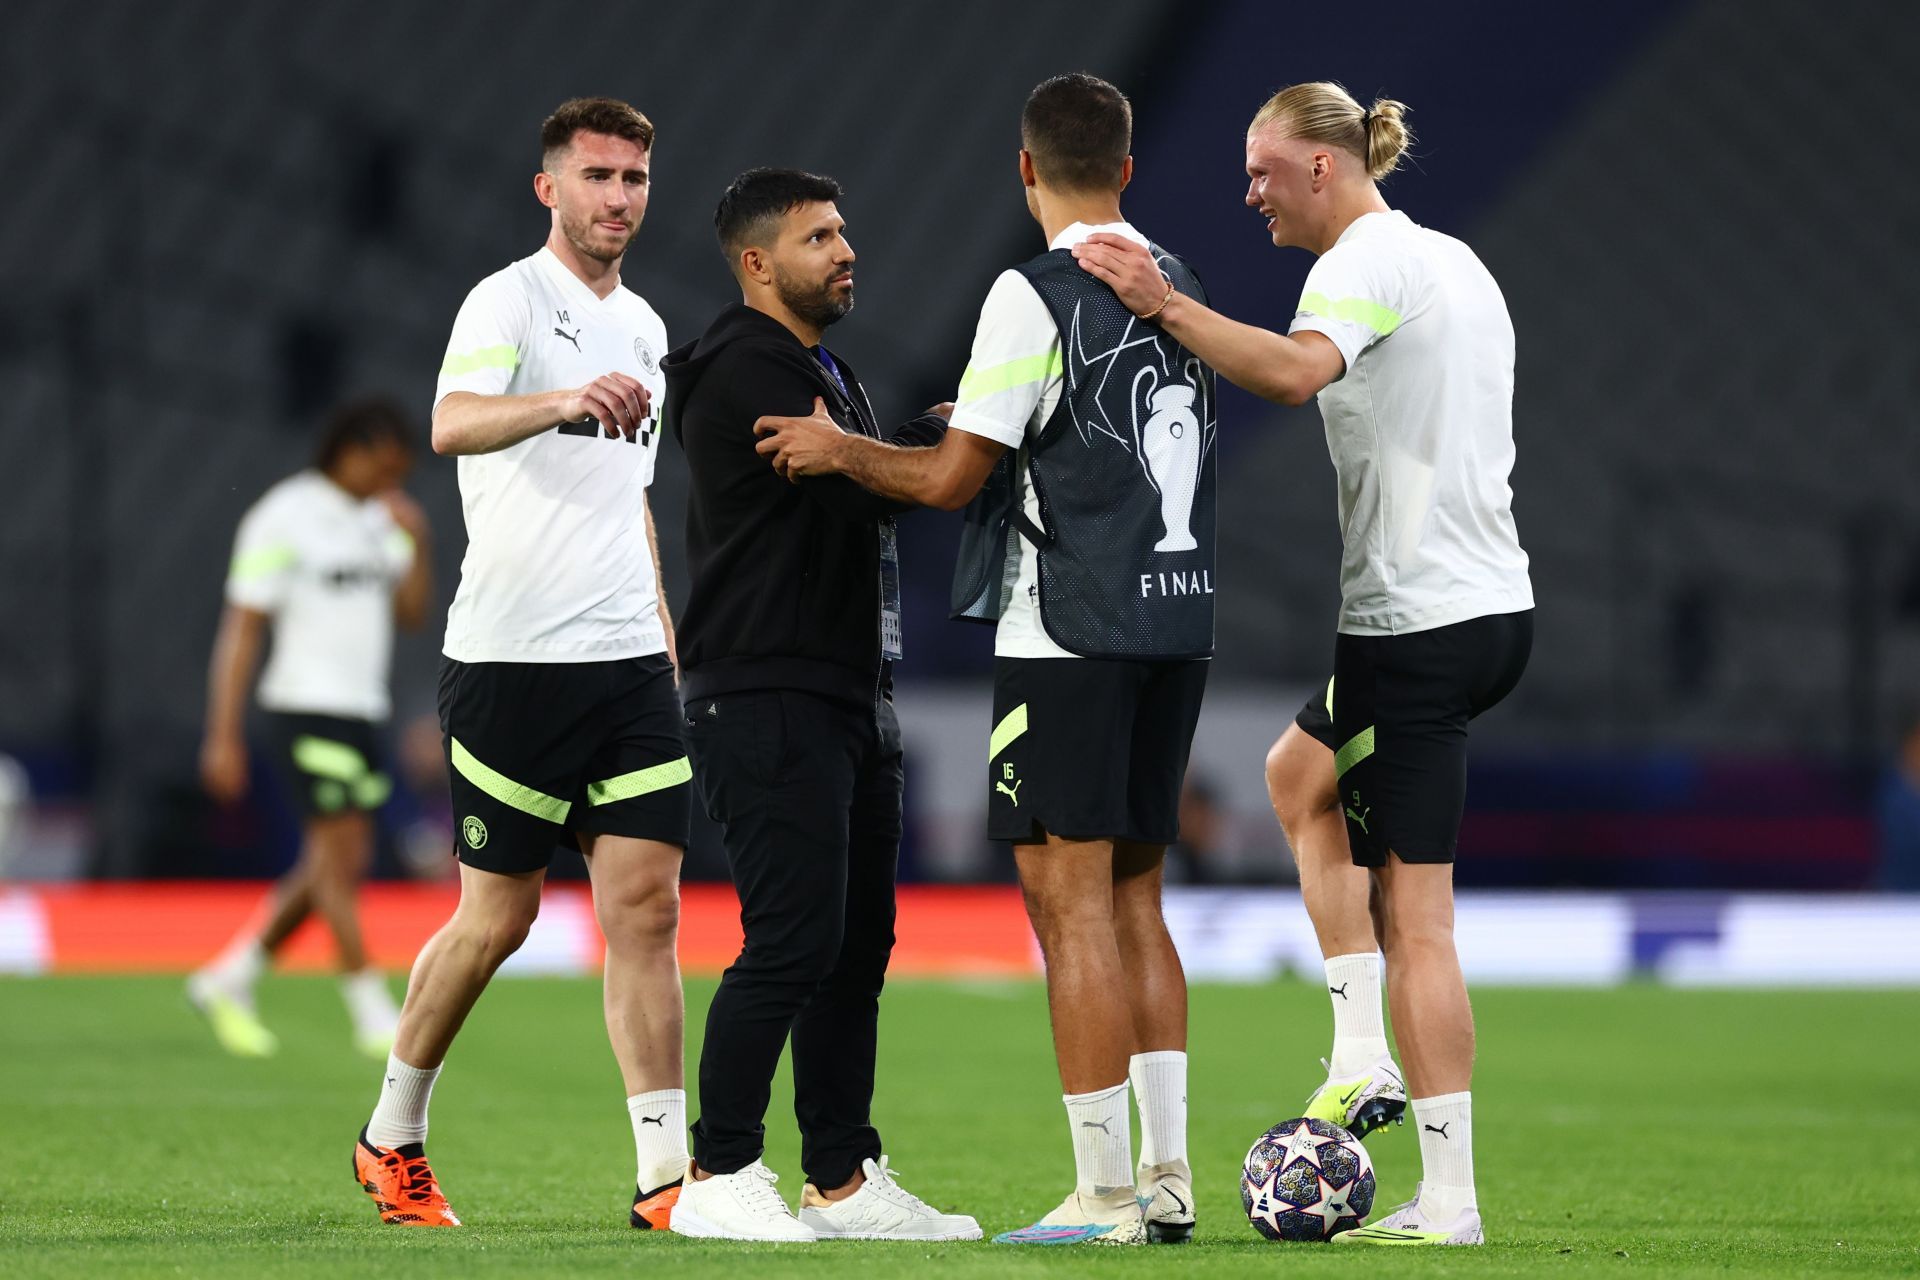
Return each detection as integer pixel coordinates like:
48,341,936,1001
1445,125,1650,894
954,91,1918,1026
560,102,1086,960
1249,82,1411,182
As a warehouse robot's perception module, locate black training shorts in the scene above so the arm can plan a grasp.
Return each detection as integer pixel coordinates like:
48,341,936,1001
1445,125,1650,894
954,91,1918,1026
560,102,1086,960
439,654,691,873
987,656,1209,846
1302,609,1532,867
261,711,391,819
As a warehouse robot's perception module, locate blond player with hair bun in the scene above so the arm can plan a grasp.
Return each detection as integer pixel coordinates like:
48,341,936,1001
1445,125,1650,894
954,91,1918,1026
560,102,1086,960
1076,81,1534,1247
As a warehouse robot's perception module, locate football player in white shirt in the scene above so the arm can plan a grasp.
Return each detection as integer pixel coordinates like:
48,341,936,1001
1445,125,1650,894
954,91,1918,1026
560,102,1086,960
1076,82,1534,1247
756,74,1205,1248
352,98,691,1233
191,399,429,1062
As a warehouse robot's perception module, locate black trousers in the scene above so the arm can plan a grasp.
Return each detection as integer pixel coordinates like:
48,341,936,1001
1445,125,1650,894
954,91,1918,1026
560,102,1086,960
684,688,901,1189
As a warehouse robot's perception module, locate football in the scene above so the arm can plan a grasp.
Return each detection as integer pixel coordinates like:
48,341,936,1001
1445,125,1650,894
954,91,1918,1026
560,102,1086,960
1240,1116,1376,1241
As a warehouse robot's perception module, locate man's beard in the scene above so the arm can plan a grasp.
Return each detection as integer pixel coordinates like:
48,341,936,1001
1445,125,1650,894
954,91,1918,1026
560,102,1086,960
774,265,854,331
561,206,636,263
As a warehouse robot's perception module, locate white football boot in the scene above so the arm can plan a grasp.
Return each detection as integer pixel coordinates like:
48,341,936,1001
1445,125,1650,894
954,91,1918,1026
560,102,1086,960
993,1187,1147,1246
797,1156,982,1241
669,1161,816,1242
1136,1159,1194,1244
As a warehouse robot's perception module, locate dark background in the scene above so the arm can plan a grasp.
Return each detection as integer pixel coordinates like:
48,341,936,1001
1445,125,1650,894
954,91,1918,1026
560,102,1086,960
2,0,1917,891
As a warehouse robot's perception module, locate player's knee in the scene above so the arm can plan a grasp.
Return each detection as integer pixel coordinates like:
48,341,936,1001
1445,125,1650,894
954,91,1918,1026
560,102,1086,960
789,927,847,985
309,869,357,916
1266,737,1337,835
1380,906,1451,959
1112,881,1167,939
311,845,367,896
459,896,539,963
1263,736,1293,798
1021,888,1104,955
485,916,535,962
598,882,679,951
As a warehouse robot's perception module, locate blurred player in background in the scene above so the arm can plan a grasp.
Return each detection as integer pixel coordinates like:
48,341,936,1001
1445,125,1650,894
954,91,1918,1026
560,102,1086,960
190,397,430,1060
1075,81,1533,1247
756,73,1213,1248
351,97,691,1234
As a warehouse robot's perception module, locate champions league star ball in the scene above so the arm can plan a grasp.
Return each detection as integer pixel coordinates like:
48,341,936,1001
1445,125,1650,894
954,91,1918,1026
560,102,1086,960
1240,1116,1376,1242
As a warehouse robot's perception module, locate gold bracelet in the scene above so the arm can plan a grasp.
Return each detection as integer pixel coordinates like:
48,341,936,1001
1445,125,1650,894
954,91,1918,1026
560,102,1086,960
1139,277,1176,321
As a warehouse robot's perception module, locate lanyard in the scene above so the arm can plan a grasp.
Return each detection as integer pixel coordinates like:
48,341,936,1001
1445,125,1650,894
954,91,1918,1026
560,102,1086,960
814,346,903,663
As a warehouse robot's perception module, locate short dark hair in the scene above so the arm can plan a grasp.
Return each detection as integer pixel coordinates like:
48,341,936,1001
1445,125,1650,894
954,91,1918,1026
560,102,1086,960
1021,73,1131,193
713,167,844,264
541,97,655,169
314,396,413,471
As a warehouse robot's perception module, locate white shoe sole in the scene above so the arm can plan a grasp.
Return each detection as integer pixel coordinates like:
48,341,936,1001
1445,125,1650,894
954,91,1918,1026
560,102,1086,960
668,1203,815,1242
799,1218,983,1242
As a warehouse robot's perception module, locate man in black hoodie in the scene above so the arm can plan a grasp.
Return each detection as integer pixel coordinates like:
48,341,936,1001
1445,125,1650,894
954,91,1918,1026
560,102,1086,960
660,168,979,1244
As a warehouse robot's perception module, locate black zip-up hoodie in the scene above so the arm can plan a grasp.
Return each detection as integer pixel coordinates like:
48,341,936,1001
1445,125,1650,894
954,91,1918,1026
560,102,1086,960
664,303,947,708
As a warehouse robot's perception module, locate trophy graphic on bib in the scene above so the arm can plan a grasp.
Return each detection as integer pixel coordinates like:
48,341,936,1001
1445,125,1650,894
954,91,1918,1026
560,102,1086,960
1136,377,1202,553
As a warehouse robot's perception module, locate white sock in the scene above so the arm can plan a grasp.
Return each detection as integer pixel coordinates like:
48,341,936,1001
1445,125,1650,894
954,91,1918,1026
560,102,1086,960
367,1053,440,1149
626,1089,689,1192
1063,1081,1133,1197
1324,952,1390,1076
1411,1092,1476,1222
340,969,398,1033
202,936,267,995
1128,1051,1187,1170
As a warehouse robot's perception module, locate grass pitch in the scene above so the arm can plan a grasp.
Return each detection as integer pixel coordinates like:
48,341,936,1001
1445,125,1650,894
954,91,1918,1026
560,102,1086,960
2,975,1916,1277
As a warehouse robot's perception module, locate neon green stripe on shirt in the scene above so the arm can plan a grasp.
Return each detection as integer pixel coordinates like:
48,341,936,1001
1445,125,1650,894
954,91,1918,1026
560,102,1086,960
958,350,1064,401
229,545,297,581
1298,292,1403,337
440,344,520,377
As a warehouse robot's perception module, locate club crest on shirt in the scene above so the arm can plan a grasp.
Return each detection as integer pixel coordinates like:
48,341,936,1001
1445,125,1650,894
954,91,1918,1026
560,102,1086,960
633,336,658,374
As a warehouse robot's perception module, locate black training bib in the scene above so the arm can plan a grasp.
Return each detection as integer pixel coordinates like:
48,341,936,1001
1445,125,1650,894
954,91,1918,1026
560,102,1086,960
951,245,1218,659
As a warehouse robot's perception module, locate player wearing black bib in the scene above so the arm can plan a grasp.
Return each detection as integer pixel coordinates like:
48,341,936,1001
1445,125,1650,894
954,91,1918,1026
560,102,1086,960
755,74,1213,1248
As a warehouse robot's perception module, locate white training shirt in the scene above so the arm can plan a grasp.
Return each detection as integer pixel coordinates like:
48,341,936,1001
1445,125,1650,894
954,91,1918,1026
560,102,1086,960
434,247,669,663
225,470,414,721
948,221,1157,659
1289,210,1533,636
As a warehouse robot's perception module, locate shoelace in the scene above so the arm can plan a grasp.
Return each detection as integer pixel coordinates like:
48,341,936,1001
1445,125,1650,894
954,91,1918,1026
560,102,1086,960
860,1157,939,1215
732,1163,796,1218
386,1151,446,1206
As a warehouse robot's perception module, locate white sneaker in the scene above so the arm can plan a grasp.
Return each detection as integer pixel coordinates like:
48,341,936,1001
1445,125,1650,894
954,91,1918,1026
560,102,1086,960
185,972,278,1058
669,1161,816,1242
1136,1159,1194,1244
798,1156,981,1241
1336,1183,1485,1246
993,1187,1146,1246
343,971,399,1060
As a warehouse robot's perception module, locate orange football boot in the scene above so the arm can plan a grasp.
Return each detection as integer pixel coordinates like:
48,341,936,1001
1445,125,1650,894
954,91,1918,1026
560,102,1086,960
630,1179,683,1230
354,1127,461,1226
